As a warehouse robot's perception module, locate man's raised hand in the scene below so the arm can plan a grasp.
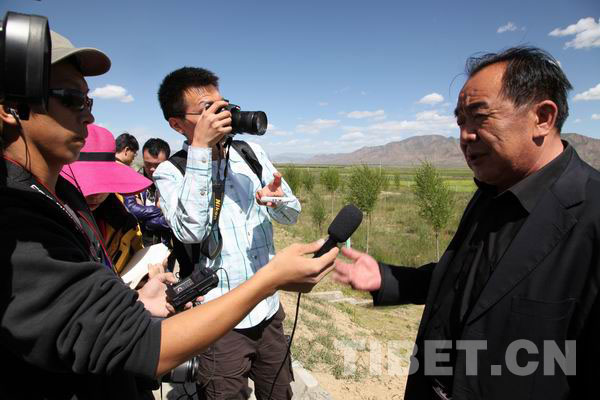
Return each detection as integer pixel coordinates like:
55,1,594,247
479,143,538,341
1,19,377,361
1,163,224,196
333,247,382,292
256,172,285,207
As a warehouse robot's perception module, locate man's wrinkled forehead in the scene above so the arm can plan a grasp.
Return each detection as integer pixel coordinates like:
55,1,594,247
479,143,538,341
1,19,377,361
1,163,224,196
454,68,504,117
454,87,487,117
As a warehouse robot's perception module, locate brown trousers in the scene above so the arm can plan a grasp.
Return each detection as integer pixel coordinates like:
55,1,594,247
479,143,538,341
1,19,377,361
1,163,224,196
196,305,293,400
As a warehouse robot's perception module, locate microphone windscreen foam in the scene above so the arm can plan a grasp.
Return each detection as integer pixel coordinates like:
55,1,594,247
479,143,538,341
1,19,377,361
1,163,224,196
328,204,363,242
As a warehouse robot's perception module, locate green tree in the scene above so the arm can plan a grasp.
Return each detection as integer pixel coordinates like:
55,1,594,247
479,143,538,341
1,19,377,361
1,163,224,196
345,165,384,253
281,166,302,194
380,173,390,207
412,161,454,260
301,169,315,193
380,174,390,192
320,167,341,215
394,173,401,188
309,192,327,235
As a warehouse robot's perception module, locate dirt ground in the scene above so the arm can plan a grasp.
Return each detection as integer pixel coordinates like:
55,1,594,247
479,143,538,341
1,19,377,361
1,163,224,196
279,290,422,400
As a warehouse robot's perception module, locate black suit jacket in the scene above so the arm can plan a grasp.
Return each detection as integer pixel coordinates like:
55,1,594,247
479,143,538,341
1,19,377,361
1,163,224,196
375,149,600,399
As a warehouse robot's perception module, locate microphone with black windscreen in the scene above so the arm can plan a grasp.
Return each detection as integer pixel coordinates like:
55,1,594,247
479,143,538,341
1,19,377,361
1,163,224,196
267,204,363,400
313,204,363,258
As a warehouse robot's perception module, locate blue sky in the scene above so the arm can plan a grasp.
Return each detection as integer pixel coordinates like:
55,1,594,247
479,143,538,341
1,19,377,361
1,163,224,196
3,0,599,157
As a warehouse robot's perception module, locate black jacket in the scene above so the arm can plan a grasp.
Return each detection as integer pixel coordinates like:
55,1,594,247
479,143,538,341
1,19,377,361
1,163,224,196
374,149,600,400
0,158,161,399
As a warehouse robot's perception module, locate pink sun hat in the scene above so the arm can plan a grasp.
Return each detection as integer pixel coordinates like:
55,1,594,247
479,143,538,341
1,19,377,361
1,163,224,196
61,124,152,196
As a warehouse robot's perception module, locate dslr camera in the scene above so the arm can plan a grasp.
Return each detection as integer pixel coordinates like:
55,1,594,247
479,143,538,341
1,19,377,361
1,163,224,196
208,101,268,136
0,11,51,119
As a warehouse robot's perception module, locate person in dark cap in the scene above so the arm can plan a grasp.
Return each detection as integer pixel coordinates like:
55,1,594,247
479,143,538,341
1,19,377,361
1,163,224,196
0,28,337,400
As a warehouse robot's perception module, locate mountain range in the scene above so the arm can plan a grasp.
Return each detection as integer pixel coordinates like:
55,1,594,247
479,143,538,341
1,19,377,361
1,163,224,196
272,133,600,169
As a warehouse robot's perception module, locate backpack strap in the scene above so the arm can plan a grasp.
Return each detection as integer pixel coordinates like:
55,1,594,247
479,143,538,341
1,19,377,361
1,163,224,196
168,149,188,176
169,142,263,183
231,140,264,185
166,149,198,277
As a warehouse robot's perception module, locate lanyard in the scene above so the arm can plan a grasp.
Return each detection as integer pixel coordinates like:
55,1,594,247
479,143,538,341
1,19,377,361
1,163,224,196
200,137,232,259
2,156,114,271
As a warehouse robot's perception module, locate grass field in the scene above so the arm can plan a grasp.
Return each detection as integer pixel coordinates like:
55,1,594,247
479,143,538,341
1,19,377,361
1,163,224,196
274,164,475,267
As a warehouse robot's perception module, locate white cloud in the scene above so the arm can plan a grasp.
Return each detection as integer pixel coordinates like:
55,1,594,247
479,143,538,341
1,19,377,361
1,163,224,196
332,111,456,152
344,109,386,119
549,17,600,49
573,83,600,101
415,110,451,121
266,123,292,136
296,119,339,134
340,131,366,141
418,93,444,105
592,114,600,120
318,101,329,106
343,110,456,138
261,110,458,155
497,22,518,33
574,118,582,123
90,84,134,103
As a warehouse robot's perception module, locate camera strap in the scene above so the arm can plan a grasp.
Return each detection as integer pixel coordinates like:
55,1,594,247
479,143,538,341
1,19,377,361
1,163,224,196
2,156,114,271
199,137,233,259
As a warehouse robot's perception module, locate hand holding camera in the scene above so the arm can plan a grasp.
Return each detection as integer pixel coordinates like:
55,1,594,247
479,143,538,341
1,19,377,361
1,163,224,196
191,99,232,148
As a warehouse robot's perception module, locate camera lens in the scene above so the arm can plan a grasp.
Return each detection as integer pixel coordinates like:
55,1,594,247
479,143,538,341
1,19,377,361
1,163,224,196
161,356,201,383
226,104,267,136
233,110,267,135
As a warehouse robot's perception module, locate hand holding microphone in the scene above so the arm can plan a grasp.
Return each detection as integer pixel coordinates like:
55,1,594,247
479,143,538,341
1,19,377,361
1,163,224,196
313,204,363,258
272,204,363,293
304,205,380,292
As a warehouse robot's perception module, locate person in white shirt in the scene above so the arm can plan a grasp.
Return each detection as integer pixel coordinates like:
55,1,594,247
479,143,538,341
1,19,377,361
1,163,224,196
154,66,300,399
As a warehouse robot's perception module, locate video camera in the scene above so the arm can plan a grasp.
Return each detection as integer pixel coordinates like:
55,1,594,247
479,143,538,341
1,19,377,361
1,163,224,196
0,11,51,119
165,265,219,310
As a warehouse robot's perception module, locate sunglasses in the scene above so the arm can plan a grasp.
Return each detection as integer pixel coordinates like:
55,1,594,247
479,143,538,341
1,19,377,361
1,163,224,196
49,88,93,111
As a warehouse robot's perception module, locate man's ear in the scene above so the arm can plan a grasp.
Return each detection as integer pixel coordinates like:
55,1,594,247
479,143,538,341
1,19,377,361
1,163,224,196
168,117,185,135
0,105,19,127
533,100,558,139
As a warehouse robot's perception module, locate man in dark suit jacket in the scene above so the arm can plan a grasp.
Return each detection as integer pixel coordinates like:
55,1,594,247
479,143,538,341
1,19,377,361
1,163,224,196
334,46,600,400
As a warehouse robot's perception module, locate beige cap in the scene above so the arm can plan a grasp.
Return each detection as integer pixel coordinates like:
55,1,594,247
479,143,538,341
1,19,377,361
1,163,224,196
51,31,111,76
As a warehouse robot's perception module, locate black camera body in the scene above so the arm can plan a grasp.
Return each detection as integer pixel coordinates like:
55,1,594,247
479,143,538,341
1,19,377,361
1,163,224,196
165,266,219,310
207,102,268,136
0,11,51,119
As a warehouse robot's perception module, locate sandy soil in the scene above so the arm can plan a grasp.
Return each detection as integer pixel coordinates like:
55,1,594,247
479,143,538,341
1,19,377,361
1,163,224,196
280,291,418,400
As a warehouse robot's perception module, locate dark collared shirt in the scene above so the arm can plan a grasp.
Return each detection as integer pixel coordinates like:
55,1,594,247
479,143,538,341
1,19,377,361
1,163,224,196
430,142,574,398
